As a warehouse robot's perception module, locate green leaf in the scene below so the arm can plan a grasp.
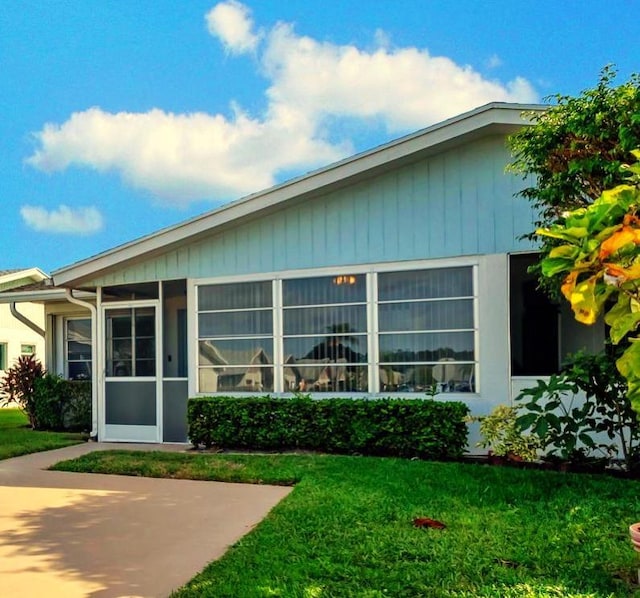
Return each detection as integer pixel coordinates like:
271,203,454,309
540,257,574,277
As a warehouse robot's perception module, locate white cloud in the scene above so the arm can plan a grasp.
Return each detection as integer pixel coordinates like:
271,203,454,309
27,1,539,206
262,23,537,131
27,106,345,203
486,54,503,69
20,205,104,235
205,0,261,54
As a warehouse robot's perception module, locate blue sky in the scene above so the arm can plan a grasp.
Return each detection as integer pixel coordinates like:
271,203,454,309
1,1,638,273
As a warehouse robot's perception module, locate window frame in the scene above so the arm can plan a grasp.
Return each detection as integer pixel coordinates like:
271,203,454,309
0,342,7,370
193,258,479,396
64,317,92,380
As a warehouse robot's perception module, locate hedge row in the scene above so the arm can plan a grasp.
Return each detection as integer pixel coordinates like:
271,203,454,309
188,396,469,459
32,375,91,432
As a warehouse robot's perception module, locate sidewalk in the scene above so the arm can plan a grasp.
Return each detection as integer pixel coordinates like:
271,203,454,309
0,443,292,597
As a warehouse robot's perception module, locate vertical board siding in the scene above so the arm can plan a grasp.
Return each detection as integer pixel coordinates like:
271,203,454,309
82,136,538,287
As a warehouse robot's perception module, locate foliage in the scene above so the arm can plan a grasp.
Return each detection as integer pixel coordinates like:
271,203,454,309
510,66,640,224
54,450,640,597
0,408,84,461
562,351,640,470
468,404,540,461
516,375,615,464
0,354,45,428
188,395,469,459
32,375,91,432
535,152,640,415
508,66,640,297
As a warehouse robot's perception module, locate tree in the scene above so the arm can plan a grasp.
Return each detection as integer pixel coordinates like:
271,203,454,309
536,153,640,415
508,66,640,296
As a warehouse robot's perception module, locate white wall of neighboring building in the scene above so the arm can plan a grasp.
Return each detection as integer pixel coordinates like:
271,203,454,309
0,302,45,374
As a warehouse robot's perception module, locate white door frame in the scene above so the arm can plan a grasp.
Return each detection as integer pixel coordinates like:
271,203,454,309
100,299,162,442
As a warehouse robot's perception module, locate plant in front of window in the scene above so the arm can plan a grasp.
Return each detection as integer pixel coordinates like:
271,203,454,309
467,404,540,463
516,375,614,470
0,354,45,429
534,151,640,418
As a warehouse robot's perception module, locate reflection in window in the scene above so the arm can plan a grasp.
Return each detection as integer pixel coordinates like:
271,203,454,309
283,275,367,392
378,267,476,393
66,318,92,380
197,281,274,392
105,308,155,377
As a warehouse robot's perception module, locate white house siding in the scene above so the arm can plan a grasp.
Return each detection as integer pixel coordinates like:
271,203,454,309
80,135,537,288
0,303,45,374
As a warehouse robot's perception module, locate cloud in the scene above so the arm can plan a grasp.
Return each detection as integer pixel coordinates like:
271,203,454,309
262,22,537,131
486,54,503,69
27,107,345,203
205,0,260,54
20,205,104,235
27,1,539,206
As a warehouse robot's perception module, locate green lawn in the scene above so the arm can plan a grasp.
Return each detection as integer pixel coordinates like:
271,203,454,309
0,408,85,460
52,450,640,597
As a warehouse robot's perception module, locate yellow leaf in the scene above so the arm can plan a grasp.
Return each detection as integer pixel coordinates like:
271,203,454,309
599,226,640,260
561,271,578,301
569,277,600,325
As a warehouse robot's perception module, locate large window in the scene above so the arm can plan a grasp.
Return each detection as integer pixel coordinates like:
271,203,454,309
283,275,367,392
65,318,92,380
377,267,475,392
196,264,477,394
198,281,274,393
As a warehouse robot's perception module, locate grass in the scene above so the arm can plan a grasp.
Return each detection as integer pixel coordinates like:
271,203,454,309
52,449,640,597
0,408,85,460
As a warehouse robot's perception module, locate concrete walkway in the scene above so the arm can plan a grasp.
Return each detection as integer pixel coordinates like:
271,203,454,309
0,442,292,597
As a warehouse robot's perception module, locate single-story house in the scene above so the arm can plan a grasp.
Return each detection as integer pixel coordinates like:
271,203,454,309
0,268,47,374
1,102,604,445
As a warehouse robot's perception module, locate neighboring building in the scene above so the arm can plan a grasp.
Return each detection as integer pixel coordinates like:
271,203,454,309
0,103,604,444
0,269,47,375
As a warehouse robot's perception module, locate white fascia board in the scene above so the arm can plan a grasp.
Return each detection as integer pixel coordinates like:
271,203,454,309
52,102,545,287
0,267,49,287
0,289,94,304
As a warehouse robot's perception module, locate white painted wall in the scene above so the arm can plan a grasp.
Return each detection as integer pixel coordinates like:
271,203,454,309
0,303,45,374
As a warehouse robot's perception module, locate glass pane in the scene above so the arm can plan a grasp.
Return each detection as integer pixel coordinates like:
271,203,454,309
199,281,272,311
110,313,132,338
199,339,273,366
378,267,473,301
135,310,155,337
108,359,132,377
136,359,156,377
378,299,474,332
199,310,273,337
282,364,367,393
379,332,475,363
283,336,366,363
68,361,91,380
112,338,132,359
378,363,475,393
283,275,366,306
283,305,366,335
67,319,91,343
103,282,159,301
136,338,155,359
68,340,92,360
199,366,274,393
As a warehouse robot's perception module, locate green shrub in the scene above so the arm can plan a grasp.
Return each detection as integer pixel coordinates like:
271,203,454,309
188,395,469,459
32,374,91,432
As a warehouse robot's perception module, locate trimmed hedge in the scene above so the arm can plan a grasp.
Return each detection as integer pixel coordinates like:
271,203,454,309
32,375,91,432
188,395,469,459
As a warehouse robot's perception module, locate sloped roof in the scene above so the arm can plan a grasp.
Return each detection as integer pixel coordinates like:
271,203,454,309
0,268,49,292
52,102,544,288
